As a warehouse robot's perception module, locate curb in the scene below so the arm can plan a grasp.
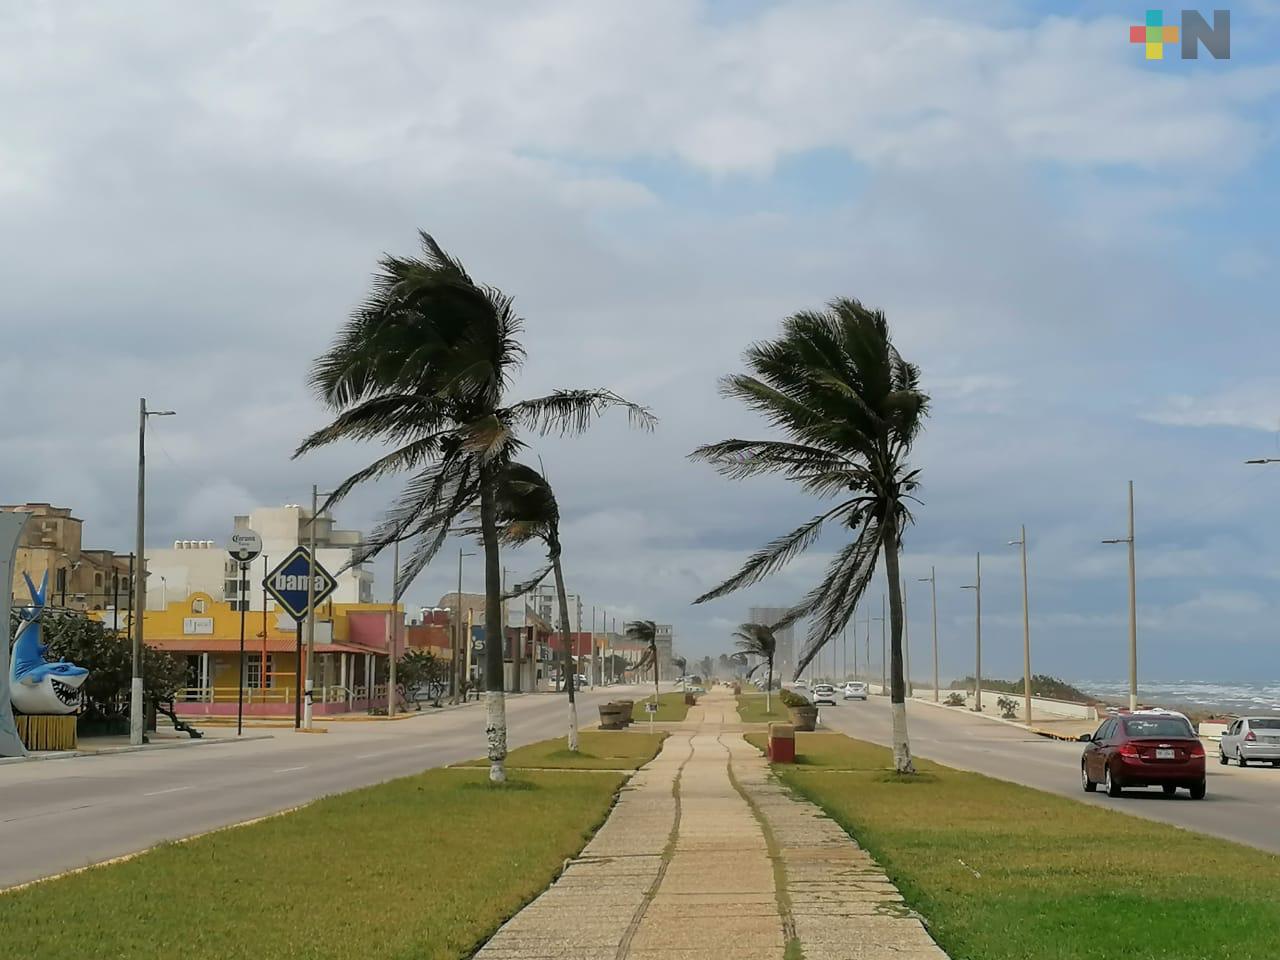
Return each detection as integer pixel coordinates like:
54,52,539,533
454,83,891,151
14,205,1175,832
0,733,274,765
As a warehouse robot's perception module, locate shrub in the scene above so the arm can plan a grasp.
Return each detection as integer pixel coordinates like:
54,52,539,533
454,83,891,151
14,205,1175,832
997,696,1019,719
780,688,811,708
944,692,965,707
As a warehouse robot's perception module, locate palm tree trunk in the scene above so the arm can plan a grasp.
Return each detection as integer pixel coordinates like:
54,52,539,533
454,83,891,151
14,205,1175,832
651,640,660,710
551,553,578,751
882,506,915,774
766,656,772,714
479,464,507,784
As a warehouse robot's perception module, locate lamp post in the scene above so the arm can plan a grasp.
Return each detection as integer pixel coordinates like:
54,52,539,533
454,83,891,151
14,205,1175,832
1009,525,1032,724
132,399,175,746
880,593,887,695
902,579,912,697
869,609,883,691
453,547,476,701
387,539,400,717
1102,481,1138,712
960,553,982,713
918,566,939,701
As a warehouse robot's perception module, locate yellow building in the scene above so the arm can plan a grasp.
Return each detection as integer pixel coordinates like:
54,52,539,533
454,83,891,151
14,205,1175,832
2,503,132,614
92,593,406,718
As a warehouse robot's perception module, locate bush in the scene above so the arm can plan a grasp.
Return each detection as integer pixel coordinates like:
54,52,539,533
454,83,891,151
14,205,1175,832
780,688,810,708
997,696,1019,719
944,692,965,707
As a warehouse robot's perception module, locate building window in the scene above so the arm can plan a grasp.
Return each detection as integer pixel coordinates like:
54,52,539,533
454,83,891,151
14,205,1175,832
246,654,274,688
95,572,103,587
55,567,67,597
191,598,206,614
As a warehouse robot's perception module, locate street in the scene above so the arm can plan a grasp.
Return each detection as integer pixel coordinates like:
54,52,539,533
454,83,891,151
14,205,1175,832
819,694,1280,854
0,685,641,890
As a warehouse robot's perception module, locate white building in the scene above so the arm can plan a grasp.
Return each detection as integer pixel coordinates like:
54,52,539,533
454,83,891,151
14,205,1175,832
532,583,584,633
146,504,374,612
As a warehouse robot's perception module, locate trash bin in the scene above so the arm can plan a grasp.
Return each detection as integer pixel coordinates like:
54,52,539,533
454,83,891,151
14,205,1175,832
767,722,795,763
598,703,626,730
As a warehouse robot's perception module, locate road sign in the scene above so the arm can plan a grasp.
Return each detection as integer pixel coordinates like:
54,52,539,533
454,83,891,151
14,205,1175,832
263,547,337,620
645,702,658,714
227,529,262,564
472,639,485,651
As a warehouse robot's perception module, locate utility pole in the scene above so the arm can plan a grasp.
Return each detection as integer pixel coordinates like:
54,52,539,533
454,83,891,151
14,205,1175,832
918,567,939,701
132,399,174,746
1010,525,1032,724
387,539,399,717
902,579,912,697
961,553,982,712
1103,482,1138,712
303,484,318,729
880,593,887,695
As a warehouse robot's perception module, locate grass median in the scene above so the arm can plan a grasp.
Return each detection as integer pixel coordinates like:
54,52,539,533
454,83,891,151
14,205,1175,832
735,692,790,723
632,690,691,722
746,731,1280,960
459,730,666,769
0,759,626,960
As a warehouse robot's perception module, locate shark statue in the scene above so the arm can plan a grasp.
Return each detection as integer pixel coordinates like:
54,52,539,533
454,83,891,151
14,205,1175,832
10,572,88,714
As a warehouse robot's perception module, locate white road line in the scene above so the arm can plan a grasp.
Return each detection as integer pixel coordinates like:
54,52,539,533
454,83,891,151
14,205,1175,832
273,765,307,773
142,786,191,797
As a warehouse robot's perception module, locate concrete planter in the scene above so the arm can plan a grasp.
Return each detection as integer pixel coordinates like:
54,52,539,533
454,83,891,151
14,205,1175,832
598,703,626,730
788,705,818,732
684,693,697,706
616,700,635,725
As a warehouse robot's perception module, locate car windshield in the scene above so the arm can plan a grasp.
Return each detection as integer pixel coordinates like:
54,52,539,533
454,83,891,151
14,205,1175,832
1250,718,1280,730
1123,717,1194,738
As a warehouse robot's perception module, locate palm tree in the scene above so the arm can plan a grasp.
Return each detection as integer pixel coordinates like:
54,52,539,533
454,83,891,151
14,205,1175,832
625,619,660,712
297,232,654,782
488,462,583,751
732,623,777,713
699,655,714,680
690,299,929,773
672,656,687,685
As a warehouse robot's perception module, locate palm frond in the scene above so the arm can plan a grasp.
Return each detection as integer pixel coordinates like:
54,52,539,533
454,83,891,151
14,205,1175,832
509,389,657,437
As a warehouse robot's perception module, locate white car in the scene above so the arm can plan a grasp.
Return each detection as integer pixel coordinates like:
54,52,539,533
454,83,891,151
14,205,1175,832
1219,717,1280,767
843,681,868,701
812,684,837,706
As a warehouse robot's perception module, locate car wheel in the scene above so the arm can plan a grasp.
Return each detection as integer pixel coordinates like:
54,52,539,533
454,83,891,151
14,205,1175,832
1081,762,1096,793
1105,765,1123,798
1238,750,1249,768
1161,784,1177,797
1218,749,1228,765
1190,779,1206,800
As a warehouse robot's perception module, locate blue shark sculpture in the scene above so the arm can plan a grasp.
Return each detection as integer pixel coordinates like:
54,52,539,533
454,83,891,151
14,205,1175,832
11,572,88,714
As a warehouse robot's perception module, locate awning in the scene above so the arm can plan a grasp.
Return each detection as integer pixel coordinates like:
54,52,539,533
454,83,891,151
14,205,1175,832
147,638,386,655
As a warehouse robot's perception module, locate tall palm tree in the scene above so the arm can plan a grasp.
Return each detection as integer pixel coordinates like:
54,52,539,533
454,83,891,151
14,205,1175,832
625,619,660,712
690,299,929,773
732,623,777,713
672,656,687,684
488,462,583,751
297,232,654,782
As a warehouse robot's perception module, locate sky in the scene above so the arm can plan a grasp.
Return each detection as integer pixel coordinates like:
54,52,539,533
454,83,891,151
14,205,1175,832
3,1,1280,687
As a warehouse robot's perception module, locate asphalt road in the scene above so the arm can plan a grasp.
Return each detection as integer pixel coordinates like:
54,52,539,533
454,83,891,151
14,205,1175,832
818,693,1280,854
0,684,644,889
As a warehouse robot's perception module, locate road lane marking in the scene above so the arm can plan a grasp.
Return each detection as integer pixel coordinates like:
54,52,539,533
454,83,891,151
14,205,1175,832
273,765,307,773
142,786,191,797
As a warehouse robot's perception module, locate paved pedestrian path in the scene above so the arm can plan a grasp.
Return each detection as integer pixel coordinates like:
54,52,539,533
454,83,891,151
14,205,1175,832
476,688,947,960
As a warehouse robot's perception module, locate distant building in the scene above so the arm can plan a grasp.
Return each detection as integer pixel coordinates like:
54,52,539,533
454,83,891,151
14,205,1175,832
656,623,676,680
147,504,375,613
2,503,132,613
532,583,584,633
749,606,796,676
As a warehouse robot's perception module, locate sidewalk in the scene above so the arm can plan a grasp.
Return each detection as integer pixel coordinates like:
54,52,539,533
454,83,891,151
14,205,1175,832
476,688,947,960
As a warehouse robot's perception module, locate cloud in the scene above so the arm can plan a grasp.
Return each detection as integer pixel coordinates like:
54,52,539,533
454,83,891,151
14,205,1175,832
1144,380,1280,432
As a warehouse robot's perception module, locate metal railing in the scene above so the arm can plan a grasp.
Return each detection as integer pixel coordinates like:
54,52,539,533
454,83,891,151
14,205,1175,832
178,681,389,705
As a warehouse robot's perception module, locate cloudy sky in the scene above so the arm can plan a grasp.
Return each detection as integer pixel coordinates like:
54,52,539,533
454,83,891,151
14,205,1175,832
4,1,1280,686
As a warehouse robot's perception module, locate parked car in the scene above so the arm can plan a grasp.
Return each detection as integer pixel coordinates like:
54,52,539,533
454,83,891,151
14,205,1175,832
1218,717,1280,767
1080,711,1206,799
794,679,808,689
811,683,837,706
843,681,868,701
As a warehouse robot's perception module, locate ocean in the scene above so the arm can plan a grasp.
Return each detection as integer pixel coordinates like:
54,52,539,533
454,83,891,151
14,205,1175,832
1076,679,1280,717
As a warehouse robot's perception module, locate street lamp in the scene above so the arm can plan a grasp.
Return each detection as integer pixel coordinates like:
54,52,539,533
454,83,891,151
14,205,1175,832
1102,481,1138,712
453,546,476,701
960,553,982,713
132,399,175,746
918,567,939,702
1008,526,1032,725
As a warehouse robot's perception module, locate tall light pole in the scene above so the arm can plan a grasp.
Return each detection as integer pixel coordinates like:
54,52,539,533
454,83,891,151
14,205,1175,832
1008,525,1032,724
869,609,883,692
387,539,400,717
961,553,982,713
303,485,318,729
902,579,912,697
1102,481,1138,712
880,593,887,695
918,567,938,701
132,399,175,746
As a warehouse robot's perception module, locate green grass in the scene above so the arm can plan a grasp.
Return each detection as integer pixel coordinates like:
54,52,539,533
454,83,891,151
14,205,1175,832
0,766,625,960
736,692,791,723
459,730,666,769
746,731,1280,960
631,691,691,722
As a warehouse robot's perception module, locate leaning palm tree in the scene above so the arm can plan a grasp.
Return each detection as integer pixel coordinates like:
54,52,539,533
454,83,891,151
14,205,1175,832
297,232,654,783
625,620,660,712
732,623,777,713
489,462,583,751
672,656,687,686
690,299,928,773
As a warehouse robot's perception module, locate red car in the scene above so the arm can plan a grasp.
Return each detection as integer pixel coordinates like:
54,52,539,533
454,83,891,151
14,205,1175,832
1080,712,1206,799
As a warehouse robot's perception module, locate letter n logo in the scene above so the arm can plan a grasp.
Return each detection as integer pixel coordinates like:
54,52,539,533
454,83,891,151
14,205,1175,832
1181,9,1230,59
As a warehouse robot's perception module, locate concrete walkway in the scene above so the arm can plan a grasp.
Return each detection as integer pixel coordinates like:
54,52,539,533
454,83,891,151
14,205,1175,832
476,689,947,960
